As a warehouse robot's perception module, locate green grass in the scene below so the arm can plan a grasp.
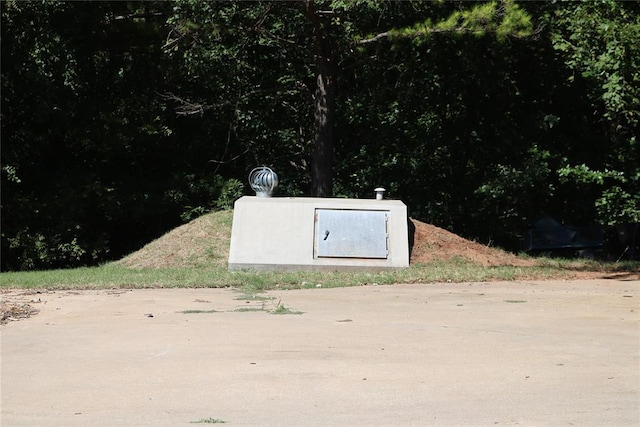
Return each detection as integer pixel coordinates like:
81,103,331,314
270,299,304,315
3,209,635,290
0,258,637,291
190,418,226,424
179,309,220,314
233,307,265,312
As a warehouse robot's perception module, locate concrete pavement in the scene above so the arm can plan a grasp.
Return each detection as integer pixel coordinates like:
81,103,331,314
1,279,639,426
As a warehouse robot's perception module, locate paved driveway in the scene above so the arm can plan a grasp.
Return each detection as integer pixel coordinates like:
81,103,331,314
2,279,639,426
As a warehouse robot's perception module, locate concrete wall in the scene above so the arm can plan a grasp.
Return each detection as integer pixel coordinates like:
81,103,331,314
228,196,409,271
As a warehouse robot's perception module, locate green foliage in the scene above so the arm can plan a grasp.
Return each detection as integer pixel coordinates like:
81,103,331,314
474,145,556,244
174,176,245,222
388,0,533,42
2,165,21,184
3,0,639,270
1,1,248,270
216,179,245,210
549,0,640,225
5,228,99,271
550,1,639,123
172,174,222,223
558,164,625,186
595,187,640,225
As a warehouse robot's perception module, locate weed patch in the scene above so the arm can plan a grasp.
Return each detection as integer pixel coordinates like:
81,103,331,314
270,299,304,315
190,417,226,424
233,307,265,312
179,309,219,314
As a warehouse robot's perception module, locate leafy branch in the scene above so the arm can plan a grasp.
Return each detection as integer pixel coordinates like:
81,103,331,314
358,0,537,45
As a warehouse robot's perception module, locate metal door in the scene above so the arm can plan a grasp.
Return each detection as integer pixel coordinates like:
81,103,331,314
314,209,388,258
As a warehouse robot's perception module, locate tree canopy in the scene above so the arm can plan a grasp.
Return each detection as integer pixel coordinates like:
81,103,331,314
2,0,638,270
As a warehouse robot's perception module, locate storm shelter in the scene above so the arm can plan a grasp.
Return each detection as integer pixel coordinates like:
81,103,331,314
228,196,409,271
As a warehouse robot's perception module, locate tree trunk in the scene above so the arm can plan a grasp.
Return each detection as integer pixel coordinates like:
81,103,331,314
311,37,336,197
304,0,336,198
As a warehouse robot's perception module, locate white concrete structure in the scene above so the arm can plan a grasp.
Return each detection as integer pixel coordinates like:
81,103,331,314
228,196,410,271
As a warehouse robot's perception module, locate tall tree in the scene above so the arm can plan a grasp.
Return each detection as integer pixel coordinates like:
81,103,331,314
166,0,534,197
302,1,337,197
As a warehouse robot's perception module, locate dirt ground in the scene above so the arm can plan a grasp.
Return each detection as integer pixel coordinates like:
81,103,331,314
0,299,40,324
409,219,535,267
116,212,536,269
2,279,638,426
